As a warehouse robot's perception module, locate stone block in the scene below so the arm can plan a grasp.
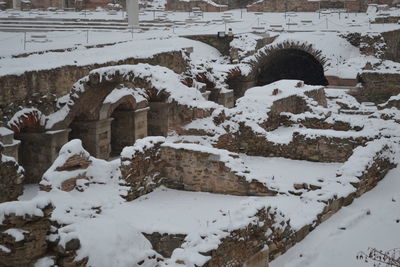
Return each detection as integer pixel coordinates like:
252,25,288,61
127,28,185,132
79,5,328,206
15,129,70,183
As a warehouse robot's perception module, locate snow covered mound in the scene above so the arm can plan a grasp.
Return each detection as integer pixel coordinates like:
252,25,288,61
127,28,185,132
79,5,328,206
185,79,327,137
40,140,123,194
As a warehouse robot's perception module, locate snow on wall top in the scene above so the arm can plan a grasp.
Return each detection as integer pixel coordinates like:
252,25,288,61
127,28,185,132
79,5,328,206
120,136,166,160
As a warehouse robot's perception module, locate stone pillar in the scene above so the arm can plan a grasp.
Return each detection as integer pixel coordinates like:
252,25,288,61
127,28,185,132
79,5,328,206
69,118,113,160
0,127,20,161
148,103,170,136
134,107,149,140
15,129,70,184
217,91,235,108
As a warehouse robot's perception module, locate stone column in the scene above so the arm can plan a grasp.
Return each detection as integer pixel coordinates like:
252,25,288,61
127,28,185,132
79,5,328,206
15,129,70,184
134,107,149,140
0,127,20,161
148,103,170,136
69,118,113,160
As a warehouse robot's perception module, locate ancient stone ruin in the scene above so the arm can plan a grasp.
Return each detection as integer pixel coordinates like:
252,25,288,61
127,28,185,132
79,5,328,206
1,23,400,267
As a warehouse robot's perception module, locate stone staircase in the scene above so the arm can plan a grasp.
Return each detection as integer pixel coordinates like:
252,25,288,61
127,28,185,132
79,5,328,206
0,17,174,31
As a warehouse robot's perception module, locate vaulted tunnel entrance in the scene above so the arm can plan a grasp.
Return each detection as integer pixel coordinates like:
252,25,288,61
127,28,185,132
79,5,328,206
256,49,329,86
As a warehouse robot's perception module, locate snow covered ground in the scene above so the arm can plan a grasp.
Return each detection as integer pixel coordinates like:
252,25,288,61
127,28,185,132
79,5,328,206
1,9,400,58
270,165,400,267
1,6,400,267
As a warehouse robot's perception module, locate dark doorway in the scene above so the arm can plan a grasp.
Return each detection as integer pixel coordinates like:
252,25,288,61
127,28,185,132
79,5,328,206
257,49,328,86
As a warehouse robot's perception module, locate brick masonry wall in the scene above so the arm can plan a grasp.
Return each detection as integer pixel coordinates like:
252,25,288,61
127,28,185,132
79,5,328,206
121,142,276,201
161,146,276,196
215,124,370,162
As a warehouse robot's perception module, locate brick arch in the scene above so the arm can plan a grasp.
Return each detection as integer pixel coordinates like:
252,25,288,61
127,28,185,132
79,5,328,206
227,41,328,99
48,66,171,131
249,41,328,76
8,108,45,134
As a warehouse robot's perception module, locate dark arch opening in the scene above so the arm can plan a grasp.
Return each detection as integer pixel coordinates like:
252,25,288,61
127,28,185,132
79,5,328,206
256,49,329,86
110,102,136,157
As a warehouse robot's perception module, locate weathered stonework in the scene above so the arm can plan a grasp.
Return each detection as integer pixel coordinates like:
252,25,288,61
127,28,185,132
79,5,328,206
358,72,400,103
121,140,276,201
185,35,234,57
247,0,391,12
0,146,24,203
215,124,370,162
0,204,53,267
227,41,328,99
143,232,187,258
166,0,228,12
161,145,275,196
15,129,70,184
204,207,291,267
0,50,189,111
120,139,166,201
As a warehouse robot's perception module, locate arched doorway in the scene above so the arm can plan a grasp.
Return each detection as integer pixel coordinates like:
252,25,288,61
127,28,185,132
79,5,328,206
256,48,328,86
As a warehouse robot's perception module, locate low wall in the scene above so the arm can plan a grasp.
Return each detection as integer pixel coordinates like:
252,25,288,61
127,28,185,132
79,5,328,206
120,138,275,201
358,72,400,103
216,125,370,162
161,144,275,196
166,0,228,12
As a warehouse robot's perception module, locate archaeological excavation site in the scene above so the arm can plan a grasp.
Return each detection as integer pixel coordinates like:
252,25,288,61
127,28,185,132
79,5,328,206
0,2,400,267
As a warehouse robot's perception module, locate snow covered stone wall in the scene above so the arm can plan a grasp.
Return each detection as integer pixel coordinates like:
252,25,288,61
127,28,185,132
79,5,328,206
0,201,53,267
120,137,167,201
216,124,370,163
0,149,24,203
161,143,276,196
121,137,276,200
0,50,188,114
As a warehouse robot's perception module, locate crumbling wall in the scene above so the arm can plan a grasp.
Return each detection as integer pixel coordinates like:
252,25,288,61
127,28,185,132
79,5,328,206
0,204,53,267
120,137,166,201
0,147,24,203
216,124,370,162
204,207,290,267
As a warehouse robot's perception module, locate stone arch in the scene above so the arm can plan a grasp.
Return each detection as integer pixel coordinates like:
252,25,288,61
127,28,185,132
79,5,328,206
227,41,328,99
47,65,176,159
8,108,44,134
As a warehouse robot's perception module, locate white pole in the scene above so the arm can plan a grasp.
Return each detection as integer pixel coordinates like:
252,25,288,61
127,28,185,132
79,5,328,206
126,0,139,28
